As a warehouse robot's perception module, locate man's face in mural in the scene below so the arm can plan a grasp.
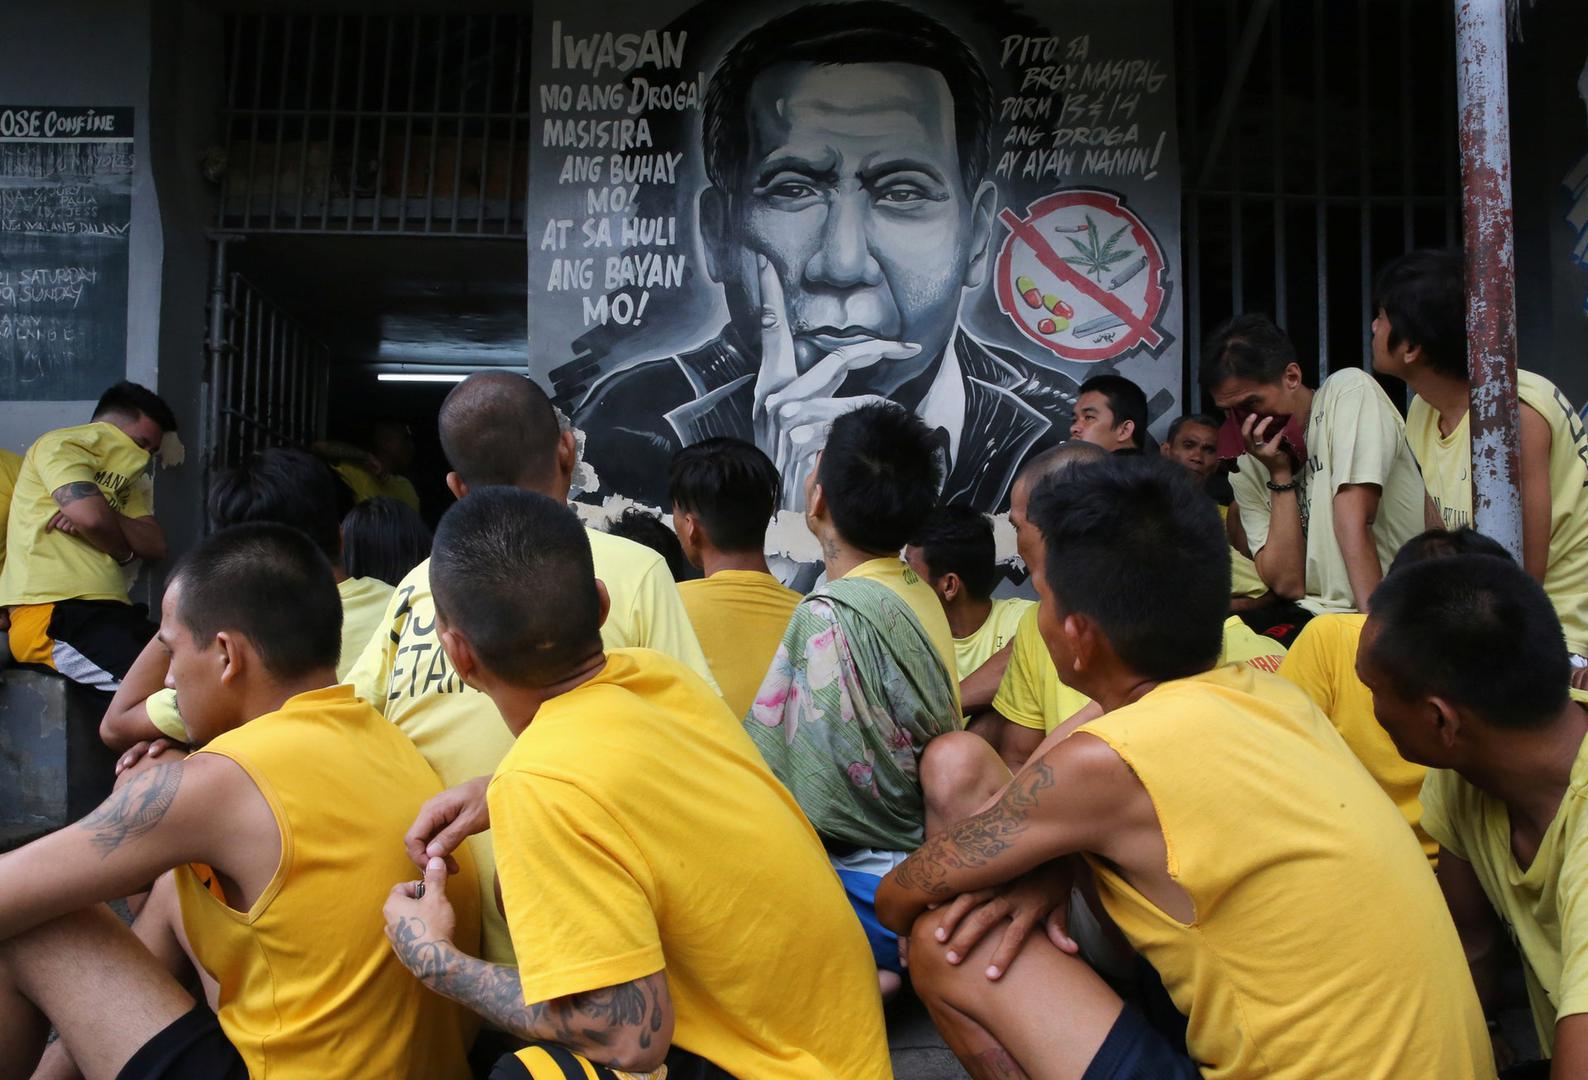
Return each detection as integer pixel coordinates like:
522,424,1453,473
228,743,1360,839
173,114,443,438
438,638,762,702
702,61,996,393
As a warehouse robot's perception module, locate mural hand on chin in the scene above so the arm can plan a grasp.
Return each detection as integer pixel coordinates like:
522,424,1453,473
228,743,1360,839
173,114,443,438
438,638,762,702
751,253,920,510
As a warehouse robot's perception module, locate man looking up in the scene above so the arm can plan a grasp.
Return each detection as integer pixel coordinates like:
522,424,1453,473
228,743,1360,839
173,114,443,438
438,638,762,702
670,437,801,720
1205,314,1429,616
1372,248,1588,662
100,447,394,751
876,456,1493,1079
1359,554,1588,1071
1070,374,1149,454
382,489,891,1079
348,370,715,967
905,504,1032,717
1,381,176,692
747,402,990,996
0,524,480,1079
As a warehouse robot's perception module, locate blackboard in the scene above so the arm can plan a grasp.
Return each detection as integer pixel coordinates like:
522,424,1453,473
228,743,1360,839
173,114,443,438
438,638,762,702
527,0,1183,517
0,106,133,401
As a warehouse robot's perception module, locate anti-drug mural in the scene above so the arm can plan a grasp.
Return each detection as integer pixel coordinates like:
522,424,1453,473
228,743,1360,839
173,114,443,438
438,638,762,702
530,0,1182,514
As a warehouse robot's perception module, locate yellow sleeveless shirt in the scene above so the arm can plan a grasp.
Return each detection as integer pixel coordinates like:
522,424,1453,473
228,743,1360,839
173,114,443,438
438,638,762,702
1078,665,1494,1080
176,685,482,1078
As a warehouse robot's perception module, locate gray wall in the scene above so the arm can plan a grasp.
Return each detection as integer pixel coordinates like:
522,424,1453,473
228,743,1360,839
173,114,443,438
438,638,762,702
0,0,221,596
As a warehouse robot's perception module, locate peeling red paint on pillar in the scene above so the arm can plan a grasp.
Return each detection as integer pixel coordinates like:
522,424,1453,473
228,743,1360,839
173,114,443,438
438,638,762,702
1456,0,1523,560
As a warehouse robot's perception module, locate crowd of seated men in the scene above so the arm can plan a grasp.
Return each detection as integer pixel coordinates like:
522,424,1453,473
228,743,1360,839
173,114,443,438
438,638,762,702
0,247,1585,1080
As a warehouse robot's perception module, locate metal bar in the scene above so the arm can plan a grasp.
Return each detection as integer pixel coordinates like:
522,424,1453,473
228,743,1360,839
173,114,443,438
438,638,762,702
477,15,498,233
1313,0,1329,378
320,15,345,230
399,14,422,229
1400,0,1415,250
1177,190,1452,206
268,13,294,231
226,274,242,465
450,16,472,232
1454,0,1522,559
1195,0,1277,192
295,15,320,230
1270,0,1286,329
346,14,371,231
265,300,279,445
218,16,245,230
1357,0,1371,369
503,14,526,235
1228,0,1243,315
205,239,232,491
1183,0,1201,403
372,17,396,229
424,14,446,234
1444,2,1459,246
243,17,268,230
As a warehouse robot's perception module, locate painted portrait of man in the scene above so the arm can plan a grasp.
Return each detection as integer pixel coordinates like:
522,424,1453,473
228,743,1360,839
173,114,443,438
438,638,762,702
568,2,1082,510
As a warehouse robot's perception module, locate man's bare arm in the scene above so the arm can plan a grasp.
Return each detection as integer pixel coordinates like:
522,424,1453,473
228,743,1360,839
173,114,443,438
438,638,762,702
50,482,133,561
1332,483,1384,611
390,921,672,1071
118,514,167,563
961,644,1015,714
1553,1014,1588,1079
1435,847,1509,1013
1519,404,1554,584
101,635,173,750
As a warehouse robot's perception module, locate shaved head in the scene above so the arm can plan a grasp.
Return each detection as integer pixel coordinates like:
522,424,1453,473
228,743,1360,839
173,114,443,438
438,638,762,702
1015,440,1109,493
438,371,563,489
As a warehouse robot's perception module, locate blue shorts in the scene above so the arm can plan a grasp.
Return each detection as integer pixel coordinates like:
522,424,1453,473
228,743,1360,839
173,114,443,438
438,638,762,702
833,867,902,973
1081,1003,1201,1080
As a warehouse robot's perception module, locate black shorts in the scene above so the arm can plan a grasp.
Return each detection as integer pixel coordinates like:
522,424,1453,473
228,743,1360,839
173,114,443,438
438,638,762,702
117,1004,247,1080
490,1043,735,1080
1080,1003,1202,1080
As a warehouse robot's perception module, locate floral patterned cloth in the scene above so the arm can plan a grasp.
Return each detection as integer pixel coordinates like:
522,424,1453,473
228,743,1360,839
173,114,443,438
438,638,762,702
745,576,960,852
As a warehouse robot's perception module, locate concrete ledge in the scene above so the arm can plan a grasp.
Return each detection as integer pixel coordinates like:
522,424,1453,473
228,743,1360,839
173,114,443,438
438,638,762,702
0,666,117,850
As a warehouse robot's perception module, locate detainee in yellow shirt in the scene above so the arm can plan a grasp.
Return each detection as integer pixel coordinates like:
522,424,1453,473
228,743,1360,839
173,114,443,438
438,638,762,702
669,437,803,719
0,446,22,589
878,456,1493,1080
1359,552,1588,1068
0,523,480,1079
1370,250,1588,657
385,488,892,1080
97,447,396,750
1,383,177,691
348,372,716,966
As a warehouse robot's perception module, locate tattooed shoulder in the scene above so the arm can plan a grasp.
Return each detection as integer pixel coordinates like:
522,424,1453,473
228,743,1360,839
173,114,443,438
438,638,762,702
78,761,183,857
52,481,103,508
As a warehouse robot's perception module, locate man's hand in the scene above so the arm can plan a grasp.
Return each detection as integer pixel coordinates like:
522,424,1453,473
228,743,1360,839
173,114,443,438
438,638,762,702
45,511,81,537
922,861,1078,980
404,776,490,873
114,738,183,778
750,254,919,508
1239,414,1295,482
384,856,457,978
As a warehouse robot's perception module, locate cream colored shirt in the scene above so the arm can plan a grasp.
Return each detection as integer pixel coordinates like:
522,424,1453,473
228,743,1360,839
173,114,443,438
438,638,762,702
1232,368,1428,614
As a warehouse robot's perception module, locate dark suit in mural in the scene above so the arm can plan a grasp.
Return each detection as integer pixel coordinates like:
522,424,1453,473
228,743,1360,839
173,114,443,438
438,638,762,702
563,1,1082,510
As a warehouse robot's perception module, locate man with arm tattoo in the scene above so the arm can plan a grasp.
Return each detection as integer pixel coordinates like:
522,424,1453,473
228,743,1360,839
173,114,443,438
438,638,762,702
0,381,176,692
874,457,1495,1080
385,488,891,1079
0,524,481,1080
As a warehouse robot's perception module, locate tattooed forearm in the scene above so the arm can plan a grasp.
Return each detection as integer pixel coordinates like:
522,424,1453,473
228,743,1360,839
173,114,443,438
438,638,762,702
52,481,104,508
77,762,183,857
891,759,1056,898
390,918,668,1069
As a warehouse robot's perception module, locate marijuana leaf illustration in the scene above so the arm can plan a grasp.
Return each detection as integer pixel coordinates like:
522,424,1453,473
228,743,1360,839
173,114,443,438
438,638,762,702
1064,215,1135,281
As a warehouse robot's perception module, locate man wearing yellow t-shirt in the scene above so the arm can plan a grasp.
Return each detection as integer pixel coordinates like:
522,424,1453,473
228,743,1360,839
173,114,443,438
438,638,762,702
1207,315,1430,619
1,382,176,691
0,447,22,588
904,503,1033,707
0,523,480,1079
100,448,394,750
318,419,424,512
669,437,801,719
1370,249,1588,660
383,488,891,1079
878,456,1493,1079
1360,553,1588,1071
347,371,716,967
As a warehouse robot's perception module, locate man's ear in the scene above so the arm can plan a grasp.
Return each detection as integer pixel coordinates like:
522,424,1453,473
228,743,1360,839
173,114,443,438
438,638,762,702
939,571,963,604
1061,612,1094,674
806,481,828,525
698,186,730,285
1430,696,1463,749
1282,362,1305,392
554,429,578,490
1117,419,1136,447
962,180,999,290
438,625,480,690
1159,439,1173,459
1401,340,1423,369
214,631,245,688
593,578,611,631
445,471,468,501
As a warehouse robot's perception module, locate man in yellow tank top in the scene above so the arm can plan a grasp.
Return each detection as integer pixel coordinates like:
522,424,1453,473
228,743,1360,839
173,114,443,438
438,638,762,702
1370,248,1588,661
1359,553,1588,1073
876,456,1494,1079
0,523,480,1080
379,488,891,1079
669,436,802,720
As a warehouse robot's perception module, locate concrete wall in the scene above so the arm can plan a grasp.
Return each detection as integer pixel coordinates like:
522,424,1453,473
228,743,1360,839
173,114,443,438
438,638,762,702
0,0,221,595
